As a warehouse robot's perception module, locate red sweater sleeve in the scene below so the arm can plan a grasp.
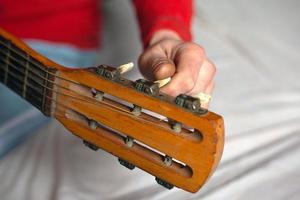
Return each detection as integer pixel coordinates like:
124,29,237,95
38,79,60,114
132,0,193,47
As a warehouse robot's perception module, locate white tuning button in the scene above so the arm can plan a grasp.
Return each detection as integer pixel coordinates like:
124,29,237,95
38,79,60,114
193,92,212,105
154,77,171,88
117,62,134,74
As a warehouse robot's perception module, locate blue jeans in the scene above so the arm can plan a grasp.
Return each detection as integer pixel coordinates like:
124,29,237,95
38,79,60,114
0,40,97,157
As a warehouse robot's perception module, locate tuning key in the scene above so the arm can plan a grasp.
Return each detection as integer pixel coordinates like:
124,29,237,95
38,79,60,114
124,136,134,147
168,119,182,133
131,105,142,116
172,122,182,133
88,120,98,130
91,88,104,101
155,77,171,88
163,155,173,166
117,62,134,74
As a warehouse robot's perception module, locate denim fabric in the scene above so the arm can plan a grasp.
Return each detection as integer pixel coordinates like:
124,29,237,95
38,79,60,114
0,40,97,158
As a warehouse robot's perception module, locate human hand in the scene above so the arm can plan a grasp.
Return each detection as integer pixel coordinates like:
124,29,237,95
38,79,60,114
138,30,216,108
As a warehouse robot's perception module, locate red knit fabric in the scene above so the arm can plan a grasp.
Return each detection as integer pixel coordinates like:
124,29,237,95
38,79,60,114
133,0,193,47
0,0,193,49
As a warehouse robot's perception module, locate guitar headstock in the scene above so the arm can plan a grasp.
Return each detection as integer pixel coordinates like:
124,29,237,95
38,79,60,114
52,64,224,193
0,27,223,192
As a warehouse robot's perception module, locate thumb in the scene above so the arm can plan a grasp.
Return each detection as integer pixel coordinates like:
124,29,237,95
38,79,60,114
138,52,176,81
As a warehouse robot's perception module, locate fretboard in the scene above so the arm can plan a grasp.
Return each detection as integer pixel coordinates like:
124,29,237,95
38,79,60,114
0,35,56,116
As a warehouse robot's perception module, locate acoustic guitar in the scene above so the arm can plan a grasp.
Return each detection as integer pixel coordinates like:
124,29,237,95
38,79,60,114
0,28,224,193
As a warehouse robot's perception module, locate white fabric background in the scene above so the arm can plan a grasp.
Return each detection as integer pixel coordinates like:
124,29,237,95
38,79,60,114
0,0,300,199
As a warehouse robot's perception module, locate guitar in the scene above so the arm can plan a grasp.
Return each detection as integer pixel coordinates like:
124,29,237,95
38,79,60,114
0,28,224,193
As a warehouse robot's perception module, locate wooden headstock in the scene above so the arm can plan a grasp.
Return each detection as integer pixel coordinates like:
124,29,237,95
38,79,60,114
0,27,224,193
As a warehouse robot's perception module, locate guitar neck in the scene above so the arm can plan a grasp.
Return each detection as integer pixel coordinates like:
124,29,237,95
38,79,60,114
0,34,57,116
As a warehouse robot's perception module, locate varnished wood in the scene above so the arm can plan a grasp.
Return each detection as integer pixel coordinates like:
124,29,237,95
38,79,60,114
0,27,224,193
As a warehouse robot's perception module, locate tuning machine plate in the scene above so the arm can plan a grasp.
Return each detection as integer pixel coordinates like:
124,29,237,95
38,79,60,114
175,94,201,111
155,177,174,190
118,158,136,170
83,140,99,151
134,79,159,96
96,65,120,81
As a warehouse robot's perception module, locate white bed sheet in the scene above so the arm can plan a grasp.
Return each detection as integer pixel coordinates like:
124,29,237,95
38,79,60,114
1,0,300,199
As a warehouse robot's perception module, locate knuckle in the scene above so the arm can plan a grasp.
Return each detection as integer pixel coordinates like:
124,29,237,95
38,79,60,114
187,43,206,56
181,78,195,92
177,42,206,58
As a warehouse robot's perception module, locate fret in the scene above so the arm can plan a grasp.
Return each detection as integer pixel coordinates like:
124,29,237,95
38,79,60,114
0,38,6,82
22,54,30,98
0,59,5,81
42,68,56,116
42,69,50,113
0,36,10,84
0,36,57,115
26,59,46,111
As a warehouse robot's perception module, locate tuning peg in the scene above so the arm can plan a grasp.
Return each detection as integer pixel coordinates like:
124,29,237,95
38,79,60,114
155,177,174,190
124,136,134,147
170,94,202,133
163,155,173,166
91,88,104,101
193,92,212,107
170,120,182,133
88,119,98,130
154,77,171,88
131,105,142,116
83,140,99,151
117,62,134,74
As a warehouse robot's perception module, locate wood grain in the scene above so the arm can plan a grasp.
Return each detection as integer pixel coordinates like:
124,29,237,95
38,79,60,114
0,27,224,193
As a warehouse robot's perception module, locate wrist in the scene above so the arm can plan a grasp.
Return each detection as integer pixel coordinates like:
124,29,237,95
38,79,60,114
149,29,182,46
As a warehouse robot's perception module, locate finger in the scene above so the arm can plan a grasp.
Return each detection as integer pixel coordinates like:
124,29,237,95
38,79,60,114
160,46,205,96
151,58,176,80
138,49,176,81
187,59,216,95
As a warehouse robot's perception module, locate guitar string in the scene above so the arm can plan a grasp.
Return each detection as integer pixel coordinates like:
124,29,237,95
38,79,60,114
0,46,156,114
0,58,165,121
0,66,173,132
0,48,172,120
0,40,85,86
0,41,187,131
0,41,180,119
1,64,130,113
0,49,84,99
0,42,197,168
0,58,98,106
0,47,137,112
